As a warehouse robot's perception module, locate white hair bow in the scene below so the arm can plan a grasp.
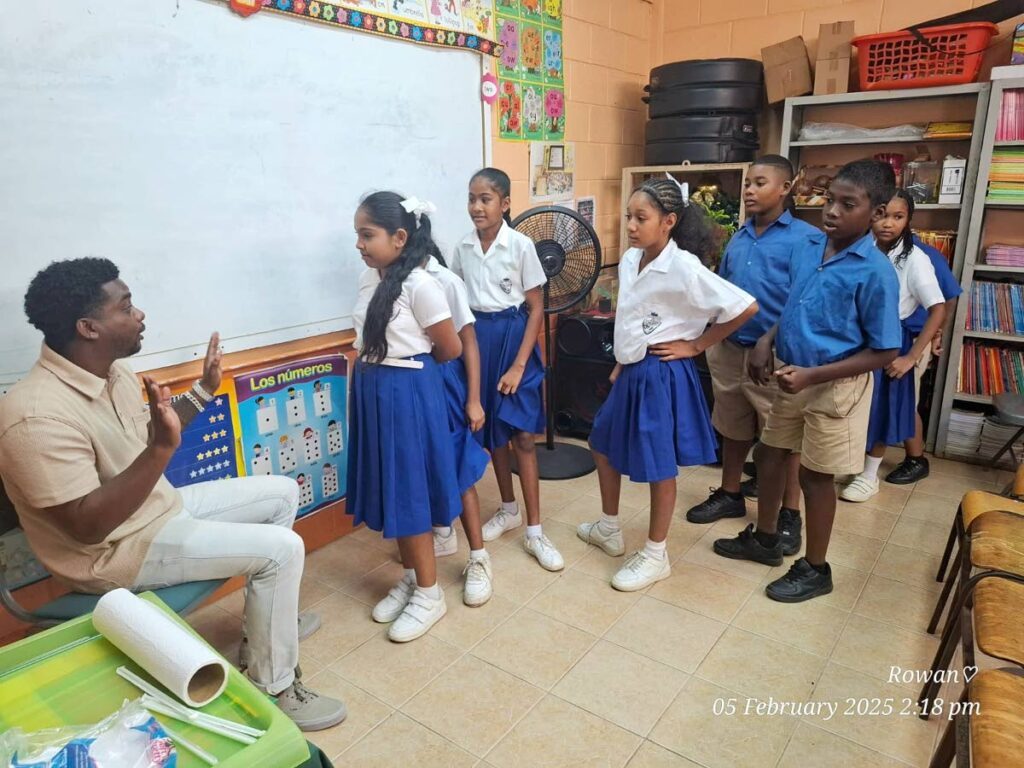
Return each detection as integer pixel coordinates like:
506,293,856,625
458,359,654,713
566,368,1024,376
401,196,437,226
664,174,690,206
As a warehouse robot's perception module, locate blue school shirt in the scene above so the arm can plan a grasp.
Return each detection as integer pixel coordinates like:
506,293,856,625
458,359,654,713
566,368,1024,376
903,235,963,334
777,231,902,368
718,211,821,347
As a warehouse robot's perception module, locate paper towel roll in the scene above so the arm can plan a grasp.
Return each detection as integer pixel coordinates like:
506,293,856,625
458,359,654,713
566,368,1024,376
93,588,229,707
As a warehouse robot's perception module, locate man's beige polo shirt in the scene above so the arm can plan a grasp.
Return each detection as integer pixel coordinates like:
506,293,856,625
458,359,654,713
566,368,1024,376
0,345,181,592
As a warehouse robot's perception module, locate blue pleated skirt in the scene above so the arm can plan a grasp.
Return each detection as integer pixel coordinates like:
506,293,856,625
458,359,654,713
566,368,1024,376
865,326,916,449
441,357,490,495
472,305,545,451
346,354,462,538
589,354,718,483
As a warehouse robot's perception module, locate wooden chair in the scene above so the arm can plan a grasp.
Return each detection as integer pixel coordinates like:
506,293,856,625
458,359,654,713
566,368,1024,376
930,668,1024,768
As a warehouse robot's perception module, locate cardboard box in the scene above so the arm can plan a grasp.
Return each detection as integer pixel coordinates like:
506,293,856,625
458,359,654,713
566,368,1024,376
813,57,850,96
817,21,854,60
762,36,812,104
939,157,967,205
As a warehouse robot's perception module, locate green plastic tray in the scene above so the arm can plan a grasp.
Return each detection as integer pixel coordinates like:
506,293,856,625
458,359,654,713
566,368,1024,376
0,592,309,767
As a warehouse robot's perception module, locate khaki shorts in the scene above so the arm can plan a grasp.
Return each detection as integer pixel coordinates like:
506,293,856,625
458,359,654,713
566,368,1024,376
913,340,932,404
760,371,872,476
706,340,778,442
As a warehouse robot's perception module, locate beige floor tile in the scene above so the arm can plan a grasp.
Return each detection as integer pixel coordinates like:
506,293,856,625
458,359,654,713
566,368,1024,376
304,535,397,591
299,591,380,666
680,530,772,583
649,677,797,768
403,655,543,757
837,482,912,514
585,478,658,511
572,545,633,582
605,596,727,674
625,741,704,768
648,562,758,623
539,476,604,514
486,694,641,768
824,528,885,572
329,632,462,707
888,516,956,557
187,604,243,659
832,503,900,541
696,627,825,702
529,569,640,636
552,640,689,736
471,607,597,690
428,584,519,651
342,523,395,553
341,712,476,768
805,663,938,766
854,574,942,634
777,722,912,768
760,559,868,611
303,669,393,759
914,472,1001,499
338,559,406,606
733,592,848,657
831,614,939,688
550,493,644,528
873,542,944,594
899,492,959,526
488,545,563,605
926,457,1007,484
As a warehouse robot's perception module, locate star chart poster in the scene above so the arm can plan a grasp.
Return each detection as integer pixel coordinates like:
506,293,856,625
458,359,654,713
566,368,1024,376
164,389,241,487
236,354,348,518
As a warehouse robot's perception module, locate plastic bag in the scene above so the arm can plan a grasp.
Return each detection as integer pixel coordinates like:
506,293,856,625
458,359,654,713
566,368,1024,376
797,122,926,141
0,700,176,768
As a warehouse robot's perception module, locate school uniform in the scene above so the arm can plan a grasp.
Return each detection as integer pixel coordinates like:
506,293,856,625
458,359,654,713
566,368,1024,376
707,211,822,441
346,266,462,538
865,243,945,448
589,240,755,483
424,255,490,494
905,236,963,402
450,221,546,450
763,231,901,475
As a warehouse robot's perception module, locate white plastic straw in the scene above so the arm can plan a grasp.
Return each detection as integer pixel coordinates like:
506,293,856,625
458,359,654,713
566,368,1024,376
142,697,257,745
161,723,219,765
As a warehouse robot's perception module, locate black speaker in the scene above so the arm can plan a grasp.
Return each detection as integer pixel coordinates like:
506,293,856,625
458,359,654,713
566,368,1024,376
557,314,615,361
554,314,616,438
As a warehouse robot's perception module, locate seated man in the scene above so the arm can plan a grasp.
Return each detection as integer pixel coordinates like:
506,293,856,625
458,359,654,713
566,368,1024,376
0,258,345,731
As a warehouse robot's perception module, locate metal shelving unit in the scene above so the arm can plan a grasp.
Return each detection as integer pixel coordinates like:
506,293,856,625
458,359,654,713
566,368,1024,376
780,83,992,452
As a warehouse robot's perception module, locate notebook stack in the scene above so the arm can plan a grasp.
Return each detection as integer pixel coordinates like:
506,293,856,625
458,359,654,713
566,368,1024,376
987,148,1024,204
985,244,1024,268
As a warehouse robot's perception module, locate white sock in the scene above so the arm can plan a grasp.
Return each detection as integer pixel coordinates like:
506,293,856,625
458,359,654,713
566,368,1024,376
469,548,488,561
598,514,620,533
643,539,667,561
501,500,519,515
862,455,883,481
433,526,452,537
402,568,416,582
417,582,442,600
526,524,543,539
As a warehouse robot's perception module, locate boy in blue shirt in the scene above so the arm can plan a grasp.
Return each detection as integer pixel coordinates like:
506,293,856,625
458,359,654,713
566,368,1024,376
688,156,819,561
713,160,902,602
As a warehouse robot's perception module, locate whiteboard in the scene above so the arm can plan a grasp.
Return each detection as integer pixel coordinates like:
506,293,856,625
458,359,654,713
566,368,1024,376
0,0,485,384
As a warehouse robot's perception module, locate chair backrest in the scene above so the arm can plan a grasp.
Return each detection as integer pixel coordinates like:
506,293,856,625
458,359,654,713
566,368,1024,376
1013,464,1024,499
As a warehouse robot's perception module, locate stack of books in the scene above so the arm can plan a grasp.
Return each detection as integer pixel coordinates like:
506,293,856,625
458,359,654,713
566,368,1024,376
946,409,986,457
959,341,1024,396
966,281,1024,334
979,419,1024,469
985,244,1024,268
924,121,973,140
988,148,1024,204
995,88,1024,142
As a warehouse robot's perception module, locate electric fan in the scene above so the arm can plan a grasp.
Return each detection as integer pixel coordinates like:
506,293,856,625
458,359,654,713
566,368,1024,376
511,205,602,480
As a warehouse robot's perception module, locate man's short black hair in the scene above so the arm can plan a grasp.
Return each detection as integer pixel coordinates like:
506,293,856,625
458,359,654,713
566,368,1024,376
24,258,120,352
752,154,796,180
834,159,896,208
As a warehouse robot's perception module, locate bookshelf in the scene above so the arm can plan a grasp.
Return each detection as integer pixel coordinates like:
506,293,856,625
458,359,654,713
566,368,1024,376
780,84,991,451
935,76,1024,459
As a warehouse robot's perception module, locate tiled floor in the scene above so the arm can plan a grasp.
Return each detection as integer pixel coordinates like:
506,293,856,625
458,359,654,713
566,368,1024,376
189,451,1013,767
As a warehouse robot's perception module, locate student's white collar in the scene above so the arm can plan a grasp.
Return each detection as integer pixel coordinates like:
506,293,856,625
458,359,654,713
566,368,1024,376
627,240,674,273
463,220,510,250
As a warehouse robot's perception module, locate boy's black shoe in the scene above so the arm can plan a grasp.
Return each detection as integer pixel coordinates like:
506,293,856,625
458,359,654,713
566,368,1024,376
743,461,757,478
778,507,802,556
686,487,746,524
739,477,758,499
765,558,833,603
712,524,783,566
885,456,929,485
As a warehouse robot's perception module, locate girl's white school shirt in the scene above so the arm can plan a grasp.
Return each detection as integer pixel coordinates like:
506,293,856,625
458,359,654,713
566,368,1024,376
352,266,452,359
885,243,945,320
615,240,755,365
449,221,547,312
424,256,475,332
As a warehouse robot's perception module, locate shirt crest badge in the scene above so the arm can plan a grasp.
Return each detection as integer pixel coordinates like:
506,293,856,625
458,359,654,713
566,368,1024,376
642,312,662,335
499,277,513,295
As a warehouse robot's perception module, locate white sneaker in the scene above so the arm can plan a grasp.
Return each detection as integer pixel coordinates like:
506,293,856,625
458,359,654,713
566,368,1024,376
462,555,493,607
577,520,625,556
433,527,458,557
523,534,565,571
611,551,671,592
388,588,447,642
371,574,416,623
839,473,880,503
482,506,522,542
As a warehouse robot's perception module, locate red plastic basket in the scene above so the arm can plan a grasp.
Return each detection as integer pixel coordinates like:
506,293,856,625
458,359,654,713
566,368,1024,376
852,22,998,91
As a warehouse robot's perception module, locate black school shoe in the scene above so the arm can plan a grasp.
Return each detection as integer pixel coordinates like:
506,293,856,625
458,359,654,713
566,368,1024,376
765,558,833,603
885,456,930,485
713,524,783,566
686,487,747,524
739,476,758,499
778,508,802,556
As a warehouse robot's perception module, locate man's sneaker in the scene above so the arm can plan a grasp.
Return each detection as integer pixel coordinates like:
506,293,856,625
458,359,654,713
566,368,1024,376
433,527,458,557
611,551,671,591
686,488,747,524
777,508,802,557
462,555,493,607
576,520,625,556
765,558,833,603
712,523,783,566
276,679,347,731
839,473,880,503
482,506,522,541
240,611,322,670
388,588,447,642
371,574,416,623
524,534,565,571
739,477,758,499
885,456,930,485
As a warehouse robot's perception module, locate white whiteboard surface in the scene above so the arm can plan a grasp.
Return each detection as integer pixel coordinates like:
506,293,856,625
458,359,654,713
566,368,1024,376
0,0,485,384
